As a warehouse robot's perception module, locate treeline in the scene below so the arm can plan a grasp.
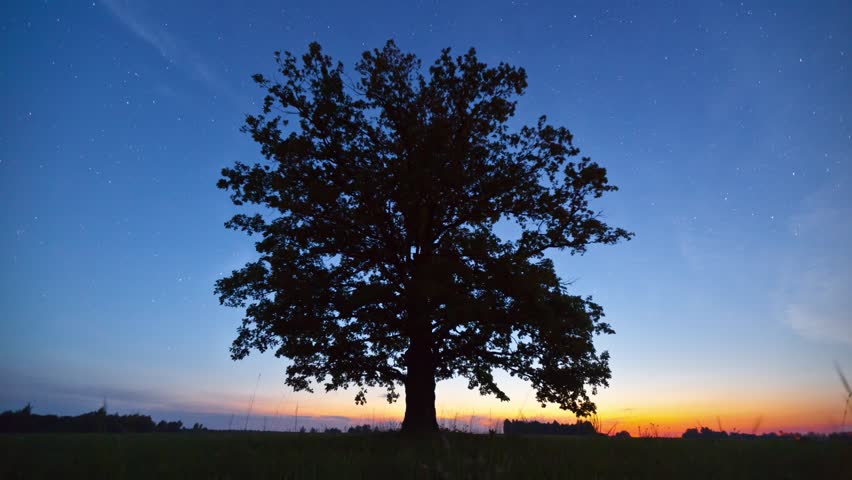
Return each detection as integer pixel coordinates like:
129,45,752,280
295,425,379,434
0,404,206,434
502,420,852,440
503,419,598,436
682,426,852,441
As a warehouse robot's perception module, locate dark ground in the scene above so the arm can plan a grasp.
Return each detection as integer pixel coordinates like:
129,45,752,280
2,431,849,479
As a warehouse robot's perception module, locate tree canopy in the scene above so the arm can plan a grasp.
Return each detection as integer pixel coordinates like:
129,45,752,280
216,40,632,433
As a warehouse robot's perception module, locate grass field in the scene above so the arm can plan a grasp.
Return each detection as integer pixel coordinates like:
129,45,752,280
2,432,849,479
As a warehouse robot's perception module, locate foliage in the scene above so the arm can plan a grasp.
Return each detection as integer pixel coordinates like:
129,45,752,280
217,40,632,430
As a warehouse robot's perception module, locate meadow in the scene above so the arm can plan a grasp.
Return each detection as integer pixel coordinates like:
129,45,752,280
2,432,849,479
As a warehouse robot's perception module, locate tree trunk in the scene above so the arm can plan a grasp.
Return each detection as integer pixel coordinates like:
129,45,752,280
401,251,439,434
401,325,439,434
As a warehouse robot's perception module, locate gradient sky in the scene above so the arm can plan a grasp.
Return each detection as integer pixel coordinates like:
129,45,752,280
1,0,850,436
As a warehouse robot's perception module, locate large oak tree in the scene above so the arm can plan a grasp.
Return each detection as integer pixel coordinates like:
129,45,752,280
216,41,632,433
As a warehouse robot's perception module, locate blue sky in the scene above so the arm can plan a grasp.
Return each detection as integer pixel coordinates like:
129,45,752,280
1,0,850,433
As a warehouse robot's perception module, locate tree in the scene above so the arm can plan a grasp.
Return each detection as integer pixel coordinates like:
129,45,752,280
216,40,632,434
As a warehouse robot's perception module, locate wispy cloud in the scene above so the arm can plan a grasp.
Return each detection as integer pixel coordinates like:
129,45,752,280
784,268,852,345
780,187,852,346
101,0,241,105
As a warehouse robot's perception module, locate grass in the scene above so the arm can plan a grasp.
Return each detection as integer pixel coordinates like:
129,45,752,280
1,431,849,479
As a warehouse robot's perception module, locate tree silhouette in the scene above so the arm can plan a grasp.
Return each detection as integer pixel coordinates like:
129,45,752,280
216,40,632,433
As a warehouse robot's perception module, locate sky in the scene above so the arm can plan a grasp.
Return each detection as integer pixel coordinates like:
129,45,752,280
1,0,850,436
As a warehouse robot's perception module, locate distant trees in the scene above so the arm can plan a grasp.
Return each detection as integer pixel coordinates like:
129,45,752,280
217,39,632,434
503,419,598,436
679,426,852,440
0,404,203,434
348,424,379,434
156,419,184,433
682,427,728,439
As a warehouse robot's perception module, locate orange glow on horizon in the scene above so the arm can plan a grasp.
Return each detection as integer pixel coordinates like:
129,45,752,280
171,371,849,437
215,393,846,436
